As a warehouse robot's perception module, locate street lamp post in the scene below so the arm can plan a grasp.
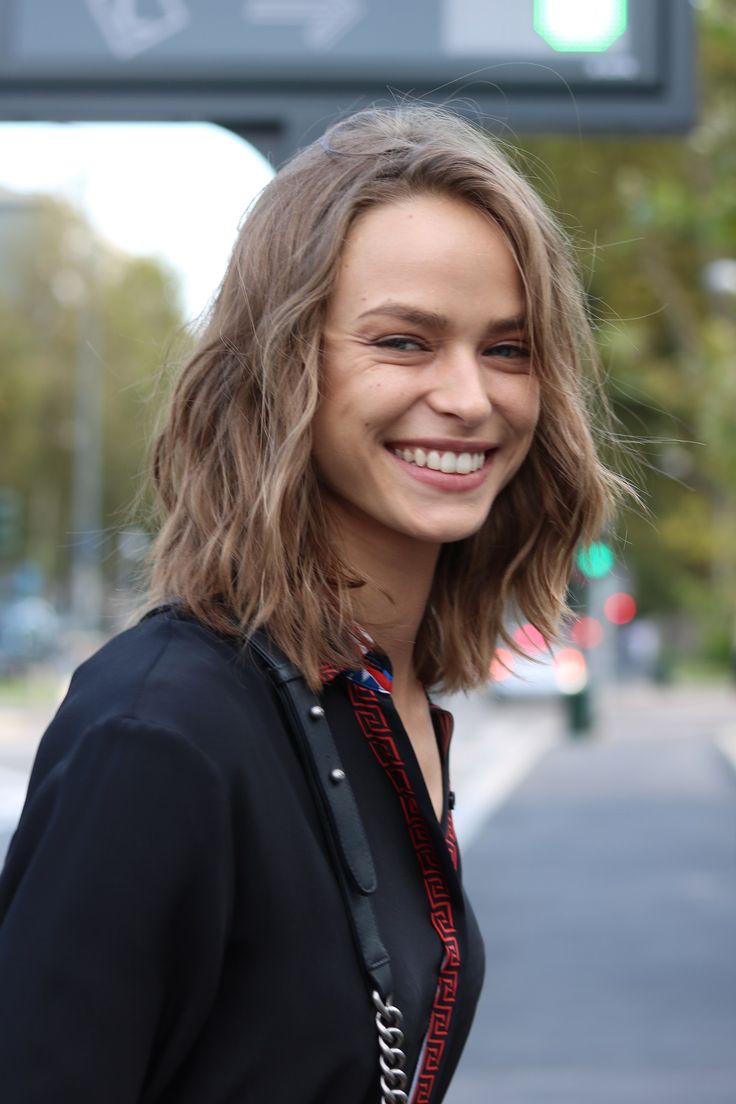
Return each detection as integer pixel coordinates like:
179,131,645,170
67,206,104,634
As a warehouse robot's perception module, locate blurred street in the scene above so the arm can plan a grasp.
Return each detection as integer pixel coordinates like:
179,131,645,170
2,679,735,1103
447,682,736,1104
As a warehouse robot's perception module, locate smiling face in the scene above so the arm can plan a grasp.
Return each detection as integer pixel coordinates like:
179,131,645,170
312,193,541,556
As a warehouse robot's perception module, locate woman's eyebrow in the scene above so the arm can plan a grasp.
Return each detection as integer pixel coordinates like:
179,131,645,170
357,302,528,337
357,303,449,329
484,315,529,338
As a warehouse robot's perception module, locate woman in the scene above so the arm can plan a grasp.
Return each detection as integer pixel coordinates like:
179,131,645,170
0,105,622,1102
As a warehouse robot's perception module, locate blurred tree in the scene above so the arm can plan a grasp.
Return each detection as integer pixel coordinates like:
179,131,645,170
0,194,188,605
518,0,736,668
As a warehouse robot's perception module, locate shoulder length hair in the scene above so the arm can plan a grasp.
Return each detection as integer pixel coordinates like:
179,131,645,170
146,104,627,691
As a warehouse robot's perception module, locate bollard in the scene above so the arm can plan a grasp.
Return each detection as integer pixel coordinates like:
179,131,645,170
566,686,593,737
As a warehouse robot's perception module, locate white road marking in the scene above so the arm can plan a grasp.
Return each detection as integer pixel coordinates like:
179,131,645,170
715,724,736,776
439,688,563,851
451,721,557,849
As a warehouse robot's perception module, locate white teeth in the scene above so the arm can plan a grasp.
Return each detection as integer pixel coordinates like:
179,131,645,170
392,447,487,474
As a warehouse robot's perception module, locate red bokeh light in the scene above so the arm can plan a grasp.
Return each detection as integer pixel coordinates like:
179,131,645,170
603,592,637,625
571,616,604,649
489,648,515,682
513,622,546,656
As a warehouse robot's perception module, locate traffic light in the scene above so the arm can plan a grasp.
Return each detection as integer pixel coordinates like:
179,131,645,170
604,591,637,625
489,647,515,682
575,541,615,580
571,616,604,649
513,622,546,655
534,0,628,52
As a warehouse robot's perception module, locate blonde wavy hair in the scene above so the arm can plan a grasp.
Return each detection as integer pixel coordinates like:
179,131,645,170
146,104,626,690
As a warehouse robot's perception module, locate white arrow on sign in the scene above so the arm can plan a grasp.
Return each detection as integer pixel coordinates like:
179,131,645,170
86,0,191,60
242,0,365,51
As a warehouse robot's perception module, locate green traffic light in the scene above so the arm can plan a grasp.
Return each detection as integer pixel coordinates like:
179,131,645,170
576,541,614,579
534,0,628,53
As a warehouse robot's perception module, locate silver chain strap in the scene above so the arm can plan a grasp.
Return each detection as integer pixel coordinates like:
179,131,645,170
372,990,409,1104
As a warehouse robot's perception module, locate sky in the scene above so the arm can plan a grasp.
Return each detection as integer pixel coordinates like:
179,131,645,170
0,122,275,320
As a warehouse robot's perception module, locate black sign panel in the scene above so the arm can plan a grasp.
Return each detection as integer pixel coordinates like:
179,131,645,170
0,0,696,154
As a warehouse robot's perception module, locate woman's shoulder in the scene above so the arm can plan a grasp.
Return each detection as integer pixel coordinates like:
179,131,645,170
33,609,277,785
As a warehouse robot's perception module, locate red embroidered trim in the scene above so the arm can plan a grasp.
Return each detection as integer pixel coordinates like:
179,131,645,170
346,680,460,1104
319,661,342,684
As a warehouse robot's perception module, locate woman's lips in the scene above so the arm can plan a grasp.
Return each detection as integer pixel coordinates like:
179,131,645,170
387,446,495,491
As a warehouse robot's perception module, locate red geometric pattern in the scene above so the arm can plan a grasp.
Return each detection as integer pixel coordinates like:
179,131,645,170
345,680,460,1104
319,660,342,684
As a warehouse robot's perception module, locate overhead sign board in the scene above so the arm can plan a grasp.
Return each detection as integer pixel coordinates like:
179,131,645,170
0,0,696,155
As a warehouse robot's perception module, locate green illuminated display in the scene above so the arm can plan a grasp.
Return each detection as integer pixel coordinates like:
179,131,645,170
534,0,628,53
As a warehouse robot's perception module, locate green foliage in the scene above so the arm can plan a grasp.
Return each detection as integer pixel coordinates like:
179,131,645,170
517,0,736,665
0,195,188,592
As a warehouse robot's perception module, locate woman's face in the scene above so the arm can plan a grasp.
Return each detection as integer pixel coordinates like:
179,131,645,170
312,193,540,552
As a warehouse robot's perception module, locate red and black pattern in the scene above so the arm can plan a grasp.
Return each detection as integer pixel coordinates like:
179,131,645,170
319,661,342,684
345,679,460,1104
444,811,459,874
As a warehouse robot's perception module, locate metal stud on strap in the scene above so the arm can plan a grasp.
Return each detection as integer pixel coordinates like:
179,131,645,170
372,990,408,1104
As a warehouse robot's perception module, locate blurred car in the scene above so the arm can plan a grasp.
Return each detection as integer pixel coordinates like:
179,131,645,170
490,639,588,701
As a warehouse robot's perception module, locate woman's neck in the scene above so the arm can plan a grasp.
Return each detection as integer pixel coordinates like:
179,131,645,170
333,520,440,697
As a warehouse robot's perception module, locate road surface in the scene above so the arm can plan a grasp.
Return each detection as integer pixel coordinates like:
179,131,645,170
446,683,736,1104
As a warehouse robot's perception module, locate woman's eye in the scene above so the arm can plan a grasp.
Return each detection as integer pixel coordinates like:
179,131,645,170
486,342,530,361
375,336,426,352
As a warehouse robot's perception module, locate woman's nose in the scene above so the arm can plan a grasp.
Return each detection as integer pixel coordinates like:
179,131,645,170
427,350,493,425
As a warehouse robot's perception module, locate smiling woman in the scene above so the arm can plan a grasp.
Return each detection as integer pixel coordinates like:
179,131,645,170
0,105,628,1104
313,194,539,551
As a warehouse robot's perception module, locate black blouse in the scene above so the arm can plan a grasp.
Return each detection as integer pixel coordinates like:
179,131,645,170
0,609,484,1103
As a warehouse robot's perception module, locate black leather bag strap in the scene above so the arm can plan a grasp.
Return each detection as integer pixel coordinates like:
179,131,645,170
248,629,394,1002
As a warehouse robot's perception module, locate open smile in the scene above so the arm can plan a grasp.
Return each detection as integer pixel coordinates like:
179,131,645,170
386,444,496,492
389,445,488,475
